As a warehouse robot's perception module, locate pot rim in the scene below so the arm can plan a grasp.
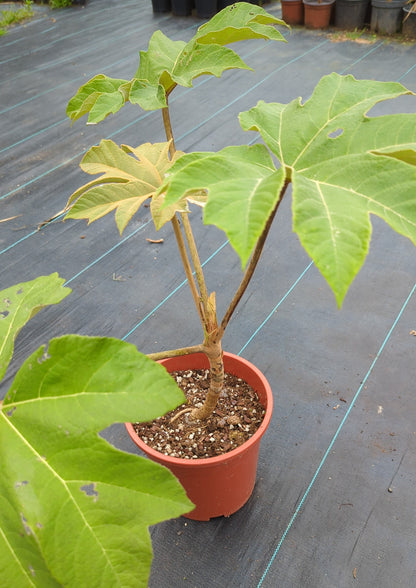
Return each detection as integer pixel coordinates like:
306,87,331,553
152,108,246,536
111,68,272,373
125,351,273,469
303,0,335,5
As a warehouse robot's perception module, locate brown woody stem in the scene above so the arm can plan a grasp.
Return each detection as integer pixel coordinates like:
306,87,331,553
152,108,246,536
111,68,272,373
190,341,224,420
147,344,205,362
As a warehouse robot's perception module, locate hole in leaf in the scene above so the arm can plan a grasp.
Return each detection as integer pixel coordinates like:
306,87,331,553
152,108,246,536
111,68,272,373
328,128,344,139
80,483,99,502
37,347,51,364
15,480,29,489
17,288,23,295
21,513,32,536
6,406,16,417
0,310,9,319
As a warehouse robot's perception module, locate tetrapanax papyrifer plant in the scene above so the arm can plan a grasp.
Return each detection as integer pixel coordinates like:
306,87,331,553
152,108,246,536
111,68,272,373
65,2,416,422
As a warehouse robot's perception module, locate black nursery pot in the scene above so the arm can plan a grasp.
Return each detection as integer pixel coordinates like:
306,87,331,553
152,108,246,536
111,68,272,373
402,4,416,37
370,0,407,34
195,0,217,17
335,0,370,28
172,0,194,15
152,0,172,12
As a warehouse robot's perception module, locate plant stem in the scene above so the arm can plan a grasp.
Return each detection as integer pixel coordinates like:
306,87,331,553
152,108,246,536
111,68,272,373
180,212,210,311
216,179,290,342
161,100,211,330
160,99,224,420
171,215,206,325
147,344,205,361
162,105,176,156
190,340,224,420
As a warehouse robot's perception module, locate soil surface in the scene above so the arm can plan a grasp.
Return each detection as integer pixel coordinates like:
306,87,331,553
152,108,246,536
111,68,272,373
132,369,265,459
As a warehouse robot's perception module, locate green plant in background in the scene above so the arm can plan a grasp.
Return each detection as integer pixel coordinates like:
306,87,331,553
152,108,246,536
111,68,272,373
49,0,74,9
0,274,192,587
0,0,33,35
66,2,416,420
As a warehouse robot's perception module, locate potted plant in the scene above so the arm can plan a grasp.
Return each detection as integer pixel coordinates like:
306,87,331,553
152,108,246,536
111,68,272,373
63,1,416,521
303,0,335,28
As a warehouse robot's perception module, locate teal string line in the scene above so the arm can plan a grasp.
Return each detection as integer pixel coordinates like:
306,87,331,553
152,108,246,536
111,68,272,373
257,282,415,587
238,262,313,356
63,221,152,286
121,240,230,341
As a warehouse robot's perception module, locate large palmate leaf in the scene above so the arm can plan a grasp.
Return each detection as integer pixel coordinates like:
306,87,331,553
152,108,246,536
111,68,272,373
65,140,187,233
66,3,287,122
240,73,416,305
0,335,191,588
0,274,70,380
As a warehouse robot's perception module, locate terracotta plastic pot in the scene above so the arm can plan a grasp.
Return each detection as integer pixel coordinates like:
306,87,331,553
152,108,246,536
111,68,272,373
281,0,304,25
126,352,273,521
303,0,335,28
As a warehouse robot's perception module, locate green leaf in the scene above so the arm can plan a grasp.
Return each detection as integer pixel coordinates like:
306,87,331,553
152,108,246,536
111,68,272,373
0,335,191,587
65,141,182,234
169,38,253,87
66,4,287,121
66,75,129,124
240,73,416,305
134,30,186,94
128,78,167,110
162,145,285,266
0,274,71,381
196,2,287,45
135,29,252,95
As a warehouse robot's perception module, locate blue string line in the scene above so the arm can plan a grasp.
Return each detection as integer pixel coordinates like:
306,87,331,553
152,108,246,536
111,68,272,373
238,262,313,356
121,240,230,341
257,281,415,587
63,221,152,286
0,227,40,256
397,62,416,82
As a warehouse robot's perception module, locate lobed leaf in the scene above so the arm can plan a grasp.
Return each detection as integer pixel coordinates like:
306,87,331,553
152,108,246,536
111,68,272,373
65,141,183,234
0,335,191,587
0,274,70,381
134,30,186,95
66,75,129,124
239,73,416,305
196,2,287,45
